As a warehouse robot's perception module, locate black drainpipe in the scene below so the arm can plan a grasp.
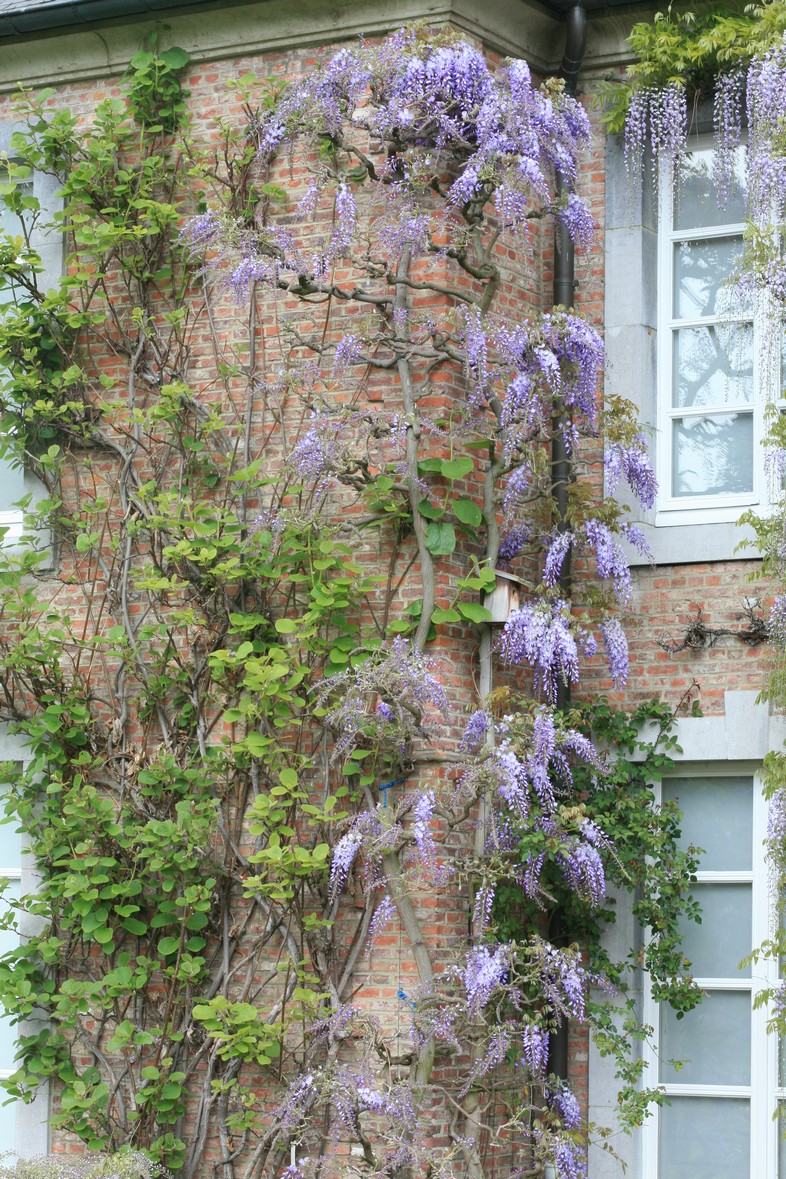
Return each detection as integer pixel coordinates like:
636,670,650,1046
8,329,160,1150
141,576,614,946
548,0,587,1088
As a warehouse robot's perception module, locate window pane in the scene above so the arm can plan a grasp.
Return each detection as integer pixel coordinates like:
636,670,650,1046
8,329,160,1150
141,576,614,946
0,879,19,1076
675,145,748,230
778,1103,786,1176
659,1097,749,1179
674,236,747,319
660,990,751,1085
673,323,753,409
672,411,753,497
662,777,753,869
677,884,752,978
0,814,20,875
0,1092,16,1150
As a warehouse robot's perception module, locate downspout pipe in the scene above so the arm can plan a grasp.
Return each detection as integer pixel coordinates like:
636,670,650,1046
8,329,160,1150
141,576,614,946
549,1,587,1088
552,0,587,714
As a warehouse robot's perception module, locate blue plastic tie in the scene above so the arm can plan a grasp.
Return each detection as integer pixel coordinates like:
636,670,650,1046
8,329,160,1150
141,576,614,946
378,776,405,807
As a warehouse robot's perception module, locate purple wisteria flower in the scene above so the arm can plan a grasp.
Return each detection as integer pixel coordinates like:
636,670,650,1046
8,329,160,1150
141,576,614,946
624,84,686,189
533,939,588,1021
497,314,604,458
521,1022,550,1076
771,595,786,645
559,193,594,250
600,616,629,687
714,68,746,209
584,519,632,604
329,829,363,902
558,839,606,906
320,637,448,761
367,894,396,945
334,332,363,372
179,209,222,257
548,1081,582,1130
748,36,786,221
460,708,490,752
497,598,596,703
463,944,509,1010
413,789,436,862
544,531,573,587
605,435,657,510
472,882,495,938
498,524,530,567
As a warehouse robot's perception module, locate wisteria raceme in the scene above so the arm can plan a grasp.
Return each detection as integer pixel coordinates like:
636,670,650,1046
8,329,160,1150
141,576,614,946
605,435,657,510
600,615,629,687
558,839,606,906
458,1025,512,1096
624,86,650,183
714,68,746,208
650,83,687,174
463,944,509,1010
533,940,588,1021
179,208,222,257
498,598,596,703
552,1138,588,1179
520,1022,550,1076
367,894,396,944
621,521,653,561
329,830,363,902
472,881,495,937
413,789,436,864
273,1073,317,1136
460,708,490,752
320,637,448,760
333,332,363,372
584,519,632,603
559,193,595,250
548,1082,582,1130
503,465,533,524
771,595,786,645
497,524,530,566
748,36,786,221
494,741,533,819
544,530,573,587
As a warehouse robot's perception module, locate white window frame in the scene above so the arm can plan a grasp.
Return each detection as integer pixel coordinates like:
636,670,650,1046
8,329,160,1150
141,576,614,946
655,137,783,529
0,732,48,1156
640,764,779,1179
587,691,786,1179
0,120,61,555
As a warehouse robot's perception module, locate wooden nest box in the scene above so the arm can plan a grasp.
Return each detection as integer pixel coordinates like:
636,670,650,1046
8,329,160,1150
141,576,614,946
484,569,527,625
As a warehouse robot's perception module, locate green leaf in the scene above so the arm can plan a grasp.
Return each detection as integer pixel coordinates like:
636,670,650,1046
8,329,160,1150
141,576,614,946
158,936,180,957
274,618,298,634
432,607,461,624
160,47,190,70
123,917,147,936
279,767,298,789
418,498,444,520
441,457,473,479
424,522,456,556
457,601,493,624
452,498,483,526
246,732,269,757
